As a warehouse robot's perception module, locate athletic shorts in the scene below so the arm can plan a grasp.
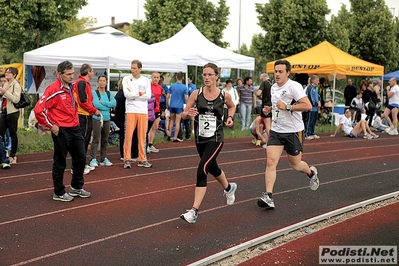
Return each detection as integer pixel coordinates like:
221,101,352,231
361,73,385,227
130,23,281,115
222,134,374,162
347,130,359,138
387,104,399,110
267,130,303,156
260,107,272,118
169,107,183,114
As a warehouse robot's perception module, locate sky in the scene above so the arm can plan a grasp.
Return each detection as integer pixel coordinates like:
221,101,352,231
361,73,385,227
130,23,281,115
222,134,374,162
78,0,396,50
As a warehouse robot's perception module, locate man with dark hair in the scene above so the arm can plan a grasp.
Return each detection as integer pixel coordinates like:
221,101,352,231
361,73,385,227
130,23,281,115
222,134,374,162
256,73,272,145
166,72,188,142
344,78,357,110
73,64,100,174
304,75,321,140
258,59,319,209
34,61,91,202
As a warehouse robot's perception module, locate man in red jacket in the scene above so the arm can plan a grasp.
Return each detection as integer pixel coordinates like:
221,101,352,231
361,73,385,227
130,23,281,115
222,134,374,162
34,61,91,202
73,64,100,174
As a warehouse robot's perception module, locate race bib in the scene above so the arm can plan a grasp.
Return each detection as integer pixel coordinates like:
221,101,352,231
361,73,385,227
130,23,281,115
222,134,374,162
198,114,217,137
272,105,286,124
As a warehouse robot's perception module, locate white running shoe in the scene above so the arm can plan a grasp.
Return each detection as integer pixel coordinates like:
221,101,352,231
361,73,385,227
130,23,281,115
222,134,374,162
148,145,160,153
223,182,237,205
257,192,275,209
180,209,197,224
309,166,319,191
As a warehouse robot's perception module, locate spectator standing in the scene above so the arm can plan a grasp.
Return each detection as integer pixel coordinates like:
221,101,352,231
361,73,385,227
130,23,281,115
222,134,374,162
363,80,377,128
147,72,163,153
73,64,100,174
257,60,319,210
0,67,22,164
222,79,239,130
166,72,188,142
344,78,357,110
122,59,152,168
350,91,365,123
89,75,116,167
159,75,169,133
238,77,256,130
383,77,399,135
374,79,382,109
34,61,90,202
304,75,321,140
114,79,138,161
179,63,237,224
256,73,273,143
0,74,12,156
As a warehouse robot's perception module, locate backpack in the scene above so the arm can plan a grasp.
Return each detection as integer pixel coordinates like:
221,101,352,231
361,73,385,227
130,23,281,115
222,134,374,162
95,90,113,115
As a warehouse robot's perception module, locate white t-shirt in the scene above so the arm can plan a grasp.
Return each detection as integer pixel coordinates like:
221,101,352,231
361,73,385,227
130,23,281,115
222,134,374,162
339,116,353,135
122,74,151,114
388,85,399,106
270,79,306,133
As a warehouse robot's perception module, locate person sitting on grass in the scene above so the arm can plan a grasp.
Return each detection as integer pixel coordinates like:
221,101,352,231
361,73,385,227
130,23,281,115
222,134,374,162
249,116,267,148
373,110,389,132
330,109,379,139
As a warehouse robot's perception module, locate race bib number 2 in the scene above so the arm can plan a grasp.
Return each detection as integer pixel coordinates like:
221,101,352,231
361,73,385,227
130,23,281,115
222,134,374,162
198,114,217,137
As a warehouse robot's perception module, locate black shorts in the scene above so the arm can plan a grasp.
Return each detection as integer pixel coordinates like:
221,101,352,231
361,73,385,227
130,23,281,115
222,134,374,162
260,106,272,118
267,130,304,156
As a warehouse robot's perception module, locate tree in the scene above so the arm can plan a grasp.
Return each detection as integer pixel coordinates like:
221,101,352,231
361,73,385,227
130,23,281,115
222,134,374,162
130,0,230,47
348,0,399,72
255,0,330,61
66,16,97,37
326,5,351,51
0,0,88,63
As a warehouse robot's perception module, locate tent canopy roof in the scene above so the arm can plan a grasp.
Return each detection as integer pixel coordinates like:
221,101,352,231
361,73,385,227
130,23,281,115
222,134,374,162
383,69,399,80
23,26,187,72
266,41,384,77
151,22,255,70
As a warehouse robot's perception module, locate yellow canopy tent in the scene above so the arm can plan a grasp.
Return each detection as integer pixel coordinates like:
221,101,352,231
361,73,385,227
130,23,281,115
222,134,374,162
266,41,384,113
266,41,384,76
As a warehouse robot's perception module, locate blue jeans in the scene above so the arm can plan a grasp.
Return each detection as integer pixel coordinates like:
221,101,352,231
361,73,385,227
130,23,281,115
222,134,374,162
305,111,318,137
240,103,252,129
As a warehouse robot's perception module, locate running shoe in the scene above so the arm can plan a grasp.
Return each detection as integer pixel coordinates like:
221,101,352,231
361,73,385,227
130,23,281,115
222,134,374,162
85,164,95,171
371,132,379,139
180,209,198,224
89,158,98,168
124,161,131,169
305,136,314,140
257,192,275,209
69,187,91,198
223,182,237,205
138,161,152,168
363,134,373,139
2,162,10,169
53,192,74,202
148,145,160,153
309,166,319,191
100,158,113,166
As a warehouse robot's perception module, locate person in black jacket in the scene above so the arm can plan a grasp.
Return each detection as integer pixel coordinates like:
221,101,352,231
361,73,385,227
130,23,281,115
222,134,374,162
344,79,357,110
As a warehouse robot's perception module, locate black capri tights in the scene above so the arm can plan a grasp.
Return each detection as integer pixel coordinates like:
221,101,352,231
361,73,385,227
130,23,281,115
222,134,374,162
195,141,224,187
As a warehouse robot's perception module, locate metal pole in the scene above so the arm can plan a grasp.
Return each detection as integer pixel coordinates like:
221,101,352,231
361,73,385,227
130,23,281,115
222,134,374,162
237,0,241,79
137,0,139,19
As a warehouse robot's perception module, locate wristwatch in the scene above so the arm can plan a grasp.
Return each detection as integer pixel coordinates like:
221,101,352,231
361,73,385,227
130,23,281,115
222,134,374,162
228,115,234,121
286,104,292,111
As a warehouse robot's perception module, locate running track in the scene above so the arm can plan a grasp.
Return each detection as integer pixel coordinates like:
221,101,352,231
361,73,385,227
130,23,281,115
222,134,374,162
0,133,398,265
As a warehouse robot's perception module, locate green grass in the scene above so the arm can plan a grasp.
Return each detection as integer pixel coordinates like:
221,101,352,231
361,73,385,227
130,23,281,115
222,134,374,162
15,117,338,155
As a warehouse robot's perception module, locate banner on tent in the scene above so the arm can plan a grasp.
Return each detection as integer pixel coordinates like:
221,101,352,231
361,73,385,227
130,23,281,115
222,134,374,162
220,68,231,78
26,66,107,94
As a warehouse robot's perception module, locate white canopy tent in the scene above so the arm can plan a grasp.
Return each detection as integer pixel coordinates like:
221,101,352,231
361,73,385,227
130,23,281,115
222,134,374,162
150,22,255,71
23,26,187,82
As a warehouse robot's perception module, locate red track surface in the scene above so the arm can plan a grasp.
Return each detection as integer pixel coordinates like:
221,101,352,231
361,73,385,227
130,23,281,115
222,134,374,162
1,133,398,265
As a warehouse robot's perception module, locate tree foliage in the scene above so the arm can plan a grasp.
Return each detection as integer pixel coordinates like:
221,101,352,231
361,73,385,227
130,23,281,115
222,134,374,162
0,0,88,63
347,0,399,72
130,0,230,47
255,0,330,60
